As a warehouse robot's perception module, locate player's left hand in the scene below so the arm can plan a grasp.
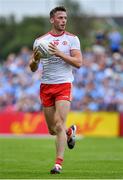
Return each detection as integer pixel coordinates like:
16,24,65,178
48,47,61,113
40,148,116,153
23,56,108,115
48,43,61,56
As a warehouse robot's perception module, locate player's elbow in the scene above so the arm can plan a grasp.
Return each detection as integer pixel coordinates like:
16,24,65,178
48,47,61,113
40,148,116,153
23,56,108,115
30,66,37,72
29,62,38,72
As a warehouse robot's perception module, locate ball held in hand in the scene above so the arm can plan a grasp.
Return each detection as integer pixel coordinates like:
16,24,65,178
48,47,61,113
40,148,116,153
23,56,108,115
35,40,52,58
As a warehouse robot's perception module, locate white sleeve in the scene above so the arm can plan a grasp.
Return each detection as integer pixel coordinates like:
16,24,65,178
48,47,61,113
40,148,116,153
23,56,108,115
70,36,81,50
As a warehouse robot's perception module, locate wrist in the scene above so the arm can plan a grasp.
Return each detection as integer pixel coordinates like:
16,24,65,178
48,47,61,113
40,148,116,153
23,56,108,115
56,50,63,58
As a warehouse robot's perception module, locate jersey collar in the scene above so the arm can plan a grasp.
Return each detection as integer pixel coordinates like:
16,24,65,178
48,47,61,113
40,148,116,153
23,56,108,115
49,31,65,37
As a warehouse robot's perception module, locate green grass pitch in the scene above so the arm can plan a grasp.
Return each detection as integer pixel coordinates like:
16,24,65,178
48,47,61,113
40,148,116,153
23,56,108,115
0,137,123,179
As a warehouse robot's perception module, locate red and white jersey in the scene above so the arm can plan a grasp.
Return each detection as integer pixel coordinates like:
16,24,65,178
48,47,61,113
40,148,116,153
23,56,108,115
33,31,81,84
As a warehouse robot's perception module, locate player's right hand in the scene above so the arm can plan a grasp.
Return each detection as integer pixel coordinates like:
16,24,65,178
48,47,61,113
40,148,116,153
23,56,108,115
33,47,42,62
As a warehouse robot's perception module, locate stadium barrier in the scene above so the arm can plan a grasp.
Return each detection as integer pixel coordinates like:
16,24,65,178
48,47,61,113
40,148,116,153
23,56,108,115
0,111,122,137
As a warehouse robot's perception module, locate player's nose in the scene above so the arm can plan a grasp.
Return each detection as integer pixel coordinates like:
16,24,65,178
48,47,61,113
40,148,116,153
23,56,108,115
62,18,67,23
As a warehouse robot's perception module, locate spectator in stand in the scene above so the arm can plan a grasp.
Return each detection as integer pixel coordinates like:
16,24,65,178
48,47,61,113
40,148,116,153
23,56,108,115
108,28,122,53
95,29,106,46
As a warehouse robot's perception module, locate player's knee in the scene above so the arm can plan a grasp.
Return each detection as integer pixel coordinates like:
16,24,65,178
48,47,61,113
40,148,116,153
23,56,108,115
55,122,63,133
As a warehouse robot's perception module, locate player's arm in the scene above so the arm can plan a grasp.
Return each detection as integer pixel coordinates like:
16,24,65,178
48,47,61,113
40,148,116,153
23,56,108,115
29,48,41,72
48,43,83,68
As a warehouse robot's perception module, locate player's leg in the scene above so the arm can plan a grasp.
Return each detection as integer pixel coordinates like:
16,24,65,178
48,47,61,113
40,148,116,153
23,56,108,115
50,100,70,174
55,100,70,158
43,106,56,135
40,83,56,135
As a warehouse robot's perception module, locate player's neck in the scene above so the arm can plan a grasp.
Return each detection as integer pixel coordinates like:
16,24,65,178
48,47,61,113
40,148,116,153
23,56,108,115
50,29,65,36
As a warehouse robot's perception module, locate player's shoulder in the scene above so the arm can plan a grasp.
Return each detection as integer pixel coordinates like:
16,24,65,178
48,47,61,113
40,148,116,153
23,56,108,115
36,32,50,41
65,31,76,37
64,31,80,43
64,31,79,41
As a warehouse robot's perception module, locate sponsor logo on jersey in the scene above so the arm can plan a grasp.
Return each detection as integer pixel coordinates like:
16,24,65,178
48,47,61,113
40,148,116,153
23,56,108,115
53,40,59,46
62,41,68,45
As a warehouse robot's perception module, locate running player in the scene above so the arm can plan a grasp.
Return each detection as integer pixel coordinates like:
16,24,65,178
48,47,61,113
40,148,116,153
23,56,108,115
29,6,83,174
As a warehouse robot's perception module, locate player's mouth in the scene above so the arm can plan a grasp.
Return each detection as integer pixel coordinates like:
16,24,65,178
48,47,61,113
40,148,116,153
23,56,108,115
61,24,65,28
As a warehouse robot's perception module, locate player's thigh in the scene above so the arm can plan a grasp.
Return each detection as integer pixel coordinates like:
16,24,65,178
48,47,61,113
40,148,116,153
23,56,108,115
55,100,71,124
43,106,55,127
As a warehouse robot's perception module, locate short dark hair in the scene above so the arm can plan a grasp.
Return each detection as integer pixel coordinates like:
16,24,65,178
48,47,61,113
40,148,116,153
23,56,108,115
50,6,67,18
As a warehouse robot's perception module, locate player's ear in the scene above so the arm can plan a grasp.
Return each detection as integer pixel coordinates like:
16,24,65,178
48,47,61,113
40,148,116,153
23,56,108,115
50,17,54,24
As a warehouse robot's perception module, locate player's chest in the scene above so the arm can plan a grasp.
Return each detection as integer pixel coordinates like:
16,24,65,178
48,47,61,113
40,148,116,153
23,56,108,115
48,38,70,53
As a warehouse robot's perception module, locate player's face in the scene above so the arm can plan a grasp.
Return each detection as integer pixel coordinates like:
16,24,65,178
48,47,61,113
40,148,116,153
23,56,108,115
50,11,67,32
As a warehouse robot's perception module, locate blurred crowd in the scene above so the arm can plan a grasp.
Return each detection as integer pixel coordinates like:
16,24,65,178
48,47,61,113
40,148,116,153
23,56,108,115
0,28,123,112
